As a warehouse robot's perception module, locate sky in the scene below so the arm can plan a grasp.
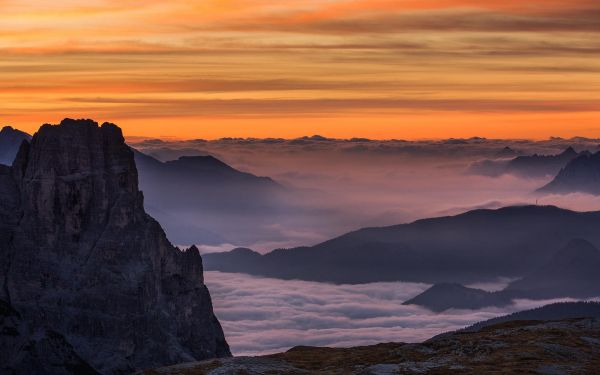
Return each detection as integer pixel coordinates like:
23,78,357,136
2,0,600,139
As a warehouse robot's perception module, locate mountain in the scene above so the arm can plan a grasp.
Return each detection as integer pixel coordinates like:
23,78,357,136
0,126,31,165
506,239,600,299
150,313,600,374
469,147,579,178
204,205,600,284
0,119,230,373
402,283,514,312
462,301,600,334
403,239,600,311
133,149,286,245
537,151,600,195
0,299,98,375
0,124,290,246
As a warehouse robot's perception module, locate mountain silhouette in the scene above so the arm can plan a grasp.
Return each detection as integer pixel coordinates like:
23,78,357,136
133,149,287,245
0,126,31,165
538,151,600,195
0,119,229,373
507,239,600,299
402,283,513,312
204,205,600,284
469,147,579,178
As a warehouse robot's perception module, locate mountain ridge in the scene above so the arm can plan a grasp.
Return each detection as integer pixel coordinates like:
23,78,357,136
0,118,230,373
204,205,600,284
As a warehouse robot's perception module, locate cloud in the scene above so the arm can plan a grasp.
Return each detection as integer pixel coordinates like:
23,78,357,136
205,271,596,355
52,98,600,120
129,136,600,251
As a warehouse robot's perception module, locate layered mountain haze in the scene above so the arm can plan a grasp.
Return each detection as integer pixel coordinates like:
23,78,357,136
0,119,229,374
468,146,580,178
403,239,600,311
538,151,600,195
6,0,600,372
133,150,287,246
204,205,600,284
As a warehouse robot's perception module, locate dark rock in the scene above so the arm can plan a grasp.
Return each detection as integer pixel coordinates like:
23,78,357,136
0,299,98,375
0,118,230,374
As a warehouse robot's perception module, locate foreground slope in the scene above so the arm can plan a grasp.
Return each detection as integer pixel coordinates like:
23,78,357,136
0,119,230,374
149,303,600,374
204,205,600,284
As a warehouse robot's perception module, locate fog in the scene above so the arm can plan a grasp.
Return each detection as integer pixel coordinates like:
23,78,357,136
206,271,598,356
130,136,600,252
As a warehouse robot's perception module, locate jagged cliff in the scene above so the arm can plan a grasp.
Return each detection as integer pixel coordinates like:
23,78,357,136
0,119,230,374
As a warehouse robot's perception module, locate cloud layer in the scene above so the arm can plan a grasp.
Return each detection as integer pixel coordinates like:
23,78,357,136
132,136,600,251
206,271,595,356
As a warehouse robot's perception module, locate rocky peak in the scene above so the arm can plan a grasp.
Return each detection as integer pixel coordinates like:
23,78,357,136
12,119,143,246
0,119,230,373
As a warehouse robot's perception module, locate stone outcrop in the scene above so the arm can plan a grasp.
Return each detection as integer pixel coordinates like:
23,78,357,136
0,299,99,375
0,119,230,374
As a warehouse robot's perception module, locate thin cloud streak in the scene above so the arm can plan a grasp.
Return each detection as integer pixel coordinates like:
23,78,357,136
2,0,600,138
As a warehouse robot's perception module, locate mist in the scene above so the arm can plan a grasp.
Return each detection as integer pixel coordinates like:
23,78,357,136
206,271,598,356
129,136,600,252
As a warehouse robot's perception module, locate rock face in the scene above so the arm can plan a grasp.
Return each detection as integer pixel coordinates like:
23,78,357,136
0,126,31,165
0,299,99,375
0,119,230,374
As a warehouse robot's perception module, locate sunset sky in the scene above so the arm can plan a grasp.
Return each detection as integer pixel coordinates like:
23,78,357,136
1,0,600,139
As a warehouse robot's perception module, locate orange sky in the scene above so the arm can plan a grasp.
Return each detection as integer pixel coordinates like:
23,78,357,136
1,0,600,139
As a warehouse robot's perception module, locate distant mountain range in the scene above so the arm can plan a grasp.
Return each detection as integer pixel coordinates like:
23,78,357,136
404,239,600,311
204,205,600,284
0,126,31,165
538,150,600,195
469,147,580,178
133,150,287,245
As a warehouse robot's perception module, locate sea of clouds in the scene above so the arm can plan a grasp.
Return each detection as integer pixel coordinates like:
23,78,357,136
205,271,588,356
132,136,600,252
